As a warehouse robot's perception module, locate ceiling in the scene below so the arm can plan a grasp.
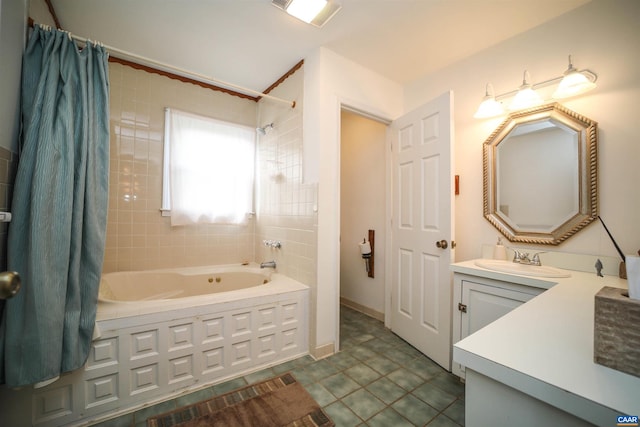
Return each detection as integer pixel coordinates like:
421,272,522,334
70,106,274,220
49,0,590,97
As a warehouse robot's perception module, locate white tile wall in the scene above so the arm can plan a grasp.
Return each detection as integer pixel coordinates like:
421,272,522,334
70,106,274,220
255,69,318,288
105,62,318,290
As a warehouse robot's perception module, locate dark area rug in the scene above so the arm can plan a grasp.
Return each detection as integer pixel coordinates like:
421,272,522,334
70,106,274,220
147,373,334,427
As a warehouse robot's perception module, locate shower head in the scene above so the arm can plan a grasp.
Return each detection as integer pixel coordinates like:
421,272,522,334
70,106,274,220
256,123,274,135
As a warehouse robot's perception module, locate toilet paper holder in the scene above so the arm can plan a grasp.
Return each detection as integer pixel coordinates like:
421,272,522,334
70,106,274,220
359,230,375,278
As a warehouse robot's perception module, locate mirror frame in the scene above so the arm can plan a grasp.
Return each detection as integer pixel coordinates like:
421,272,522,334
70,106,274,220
483,103,598,245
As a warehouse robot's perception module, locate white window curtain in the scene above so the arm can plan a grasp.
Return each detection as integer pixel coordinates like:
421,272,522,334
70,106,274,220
163,108,255,226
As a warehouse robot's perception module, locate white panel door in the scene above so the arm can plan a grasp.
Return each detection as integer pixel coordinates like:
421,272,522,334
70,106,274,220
390,91,454,370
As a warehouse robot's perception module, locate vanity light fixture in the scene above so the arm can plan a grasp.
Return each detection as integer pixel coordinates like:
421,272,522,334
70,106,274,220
508,70,544,111
552,55,597,99
473,83,505,119
474,55,598,119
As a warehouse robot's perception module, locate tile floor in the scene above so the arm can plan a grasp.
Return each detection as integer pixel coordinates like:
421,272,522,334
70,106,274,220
94,305,465,426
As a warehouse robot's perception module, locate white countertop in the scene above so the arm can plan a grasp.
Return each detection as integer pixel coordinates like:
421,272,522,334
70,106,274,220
452,260,639,424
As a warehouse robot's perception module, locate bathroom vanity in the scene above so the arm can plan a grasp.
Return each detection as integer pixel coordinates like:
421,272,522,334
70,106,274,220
451,259,638,426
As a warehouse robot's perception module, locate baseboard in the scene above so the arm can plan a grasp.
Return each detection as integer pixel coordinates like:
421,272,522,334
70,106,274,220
311,342,335,360
340,297,384,322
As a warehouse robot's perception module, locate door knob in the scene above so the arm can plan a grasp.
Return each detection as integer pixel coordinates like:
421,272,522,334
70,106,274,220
0,271,21,299
435,240,448,249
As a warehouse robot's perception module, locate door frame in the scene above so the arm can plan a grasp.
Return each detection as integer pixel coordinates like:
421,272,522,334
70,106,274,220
336,98,393,350
335,94,455,358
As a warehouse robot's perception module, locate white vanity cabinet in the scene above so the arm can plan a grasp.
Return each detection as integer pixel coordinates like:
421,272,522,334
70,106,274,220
452,272,545,378
451,259,637,425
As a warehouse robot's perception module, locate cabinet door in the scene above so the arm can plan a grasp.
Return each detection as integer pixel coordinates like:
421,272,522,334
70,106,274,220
454,279,541,377
461,280,537,338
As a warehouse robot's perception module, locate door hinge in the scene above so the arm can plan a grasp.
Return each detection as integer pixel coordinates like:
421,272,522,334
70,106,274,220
458,303,467,313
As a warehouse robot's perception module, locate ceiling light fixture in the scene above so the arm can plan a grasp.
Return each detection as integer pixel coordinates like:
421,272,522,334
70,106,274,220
474,55,597,119
272,0,341,27
286,0,327,23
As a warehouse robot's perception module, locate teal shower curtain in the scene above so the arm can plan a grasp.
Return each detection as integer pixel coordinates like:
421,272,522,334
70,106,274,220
0,26,110,387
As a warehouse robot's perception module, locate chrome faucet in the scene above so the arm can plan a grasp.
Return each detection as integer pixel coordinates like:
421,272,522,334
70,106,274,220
530,252,545,266
260,260,276,269
512,249,530,264
512,249,545,266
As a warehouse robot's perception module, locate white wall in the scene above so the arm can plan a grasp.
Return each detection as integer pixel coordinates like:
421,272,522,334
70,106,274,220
0,0,28,152
404,0,640,263
303,47,403,356
340,110,386,316
28,0,57,28
304,0,640,355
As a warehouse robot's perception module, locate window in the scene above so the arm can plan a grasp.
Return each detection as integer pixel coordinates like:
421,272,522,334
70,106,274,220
162,108,255,226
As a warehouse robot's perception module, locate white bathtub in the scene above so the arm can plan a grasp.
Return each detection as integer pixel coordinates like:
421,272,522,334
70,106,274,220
99,264,272,302
0,263,309,427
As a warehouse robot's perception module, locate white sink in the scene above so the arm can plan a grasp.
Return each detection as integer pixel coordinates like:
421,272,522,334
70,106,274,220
474,259,571,278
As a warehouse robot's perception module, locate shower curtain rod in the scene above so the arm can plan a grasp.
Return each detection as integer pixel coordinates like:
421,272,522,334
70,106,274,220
33,22,297,108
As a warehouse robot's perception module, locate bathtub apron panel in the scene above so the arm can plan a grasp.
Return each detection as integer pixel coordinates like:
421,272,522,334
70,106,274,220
0,278,309,427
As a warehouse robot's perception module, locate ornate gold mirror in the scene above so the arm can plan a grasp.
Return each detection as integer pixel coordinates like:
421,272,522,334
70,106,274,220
483,103,597,245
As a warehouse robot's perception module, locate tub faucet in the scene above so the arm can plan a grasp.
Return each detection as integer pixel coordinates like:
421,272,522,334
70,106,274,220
260,260,276,269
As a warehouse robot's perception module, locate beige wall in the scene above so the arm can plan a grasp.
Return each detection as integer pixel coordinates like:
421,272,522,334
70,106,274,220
104,63,258,272
339,110,386,316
